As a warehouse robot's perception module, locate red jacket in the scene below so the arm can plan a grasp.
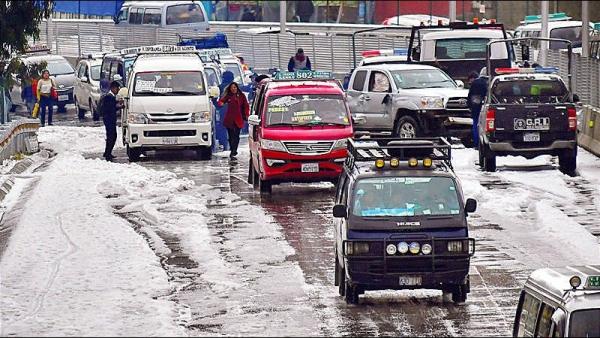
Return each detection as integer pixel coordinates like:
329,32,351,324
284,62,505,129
219,92,249,129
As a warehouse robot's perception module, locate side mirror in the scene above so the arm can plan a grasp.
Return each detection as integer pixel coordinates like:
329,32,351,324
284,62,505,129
113,16,119,24
247,114,261,126
573,93,580,103
455,80,465,89
352,114,366,125
465,198,477,214
208,86,220,98
112,74,122,82
80,76,88,83
333,204,348,218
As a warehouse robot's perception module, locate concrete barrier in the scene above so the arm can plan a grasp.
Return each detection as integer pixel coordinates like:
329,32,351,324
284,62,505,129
0,119,40,162
577,105,600,156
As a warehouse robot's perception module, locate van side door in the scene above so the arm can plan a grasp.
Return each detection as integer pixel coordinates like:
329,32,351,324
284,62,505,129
346,69,368,117
364,70,394,130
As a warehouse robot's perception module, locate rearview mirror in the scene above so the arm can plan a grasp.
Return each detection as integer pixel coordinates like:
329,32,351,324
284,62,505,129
208,86,220,98
247,114,261,126
333,204,348,218
465,198,477,214
112,16,119,24
455,80,464,89
351,115,366,125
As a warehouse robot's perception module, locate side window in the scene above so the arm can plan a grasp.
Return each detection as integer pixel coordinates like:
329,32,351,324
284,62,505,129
517,292,542,337
142,8,161,25
536,303,555,338
335,174,348,203
117,8,128,22
351,70,367,91
76,64,85,78
166,4,205,25
204,68,219,87
129,8,143,24
110,61,119,80
101,60,111,79
368,71,391,93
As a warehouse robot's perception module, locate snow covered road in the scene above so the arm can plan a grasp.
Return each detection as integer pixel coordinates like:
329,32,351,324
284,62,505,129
1,125,599,336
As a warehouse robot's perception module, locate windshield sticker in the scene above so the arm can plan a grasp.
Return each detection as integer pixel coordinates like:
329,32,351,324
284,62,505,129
136,80,156,92
267,106,288,113
153,87,173,93
405,177,432,185
291,110,317,123
269,96,300,107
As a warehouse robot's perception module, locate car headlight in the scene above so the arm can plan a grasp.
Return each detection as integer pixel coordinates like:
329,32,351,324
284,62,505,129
409,242,421,254
128,113,147,124
260,139,286,152
421,243,432,255
420,96,444,109
397,242,409,254
447,240,464,252
345,241,370,255
191,111,211,123
332,138,348,150
386,243,397,255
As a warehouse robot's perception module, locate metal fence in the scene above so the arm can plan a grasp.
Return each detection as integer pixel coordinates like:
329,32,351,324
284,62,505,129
547,49,600,108
36,20,410,76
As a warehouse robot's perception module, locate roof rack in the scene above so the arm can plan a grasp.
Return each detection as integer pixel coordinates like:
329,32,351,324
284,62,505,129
347,137,453,169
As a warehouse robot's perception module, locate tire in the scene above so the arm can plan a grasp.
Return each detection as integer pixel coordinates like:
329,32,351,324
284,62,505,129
247,158,254,184
395,115,420,139
75,98,85,119
90,99,99,121
57,103,67,113
482,143,496,172
452,284,468,304
344,281,359,305
127,145,142,162
196,146,212,160
559,148,577,174
478,142,485,169
259,177,272,194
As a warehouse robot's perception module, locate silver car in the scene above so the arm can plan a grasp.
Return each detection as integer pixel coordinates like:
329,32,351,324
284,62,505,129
74,58,102,120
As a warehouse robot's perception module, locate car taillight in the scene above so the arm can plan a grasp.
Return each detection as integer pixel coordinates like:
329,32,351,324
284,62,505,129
568,107,577,131
485,107,496,132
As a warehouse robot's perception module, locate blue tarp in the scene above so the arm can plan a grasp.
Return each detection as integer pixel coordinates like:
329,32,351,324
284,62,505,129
53,0,124,17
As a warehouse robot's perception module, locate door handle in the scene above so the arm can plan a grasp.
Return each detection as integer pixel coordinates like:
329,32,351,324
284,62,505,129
364,95,371,101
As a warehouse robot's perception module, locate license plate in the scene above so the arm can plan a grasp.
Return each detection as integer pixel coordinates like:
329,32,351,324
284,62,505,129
399,276,422,286
162,137,178,145
514,117,550,130
58,94,68,101
301,163,319,173
523,132,540,142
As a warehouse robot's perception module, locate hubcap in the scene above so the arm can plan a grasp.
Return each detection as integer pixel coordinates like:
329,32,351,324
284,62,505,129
400,122,416,138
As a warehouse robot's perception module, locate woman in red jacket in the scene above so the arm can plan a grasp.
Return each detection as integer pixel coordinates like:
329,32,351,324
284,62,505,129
218,82,249,159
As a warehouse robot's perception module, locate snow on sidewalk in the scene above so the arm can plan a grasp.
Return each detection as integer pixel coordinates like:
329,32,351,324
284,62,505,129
0,127,186,336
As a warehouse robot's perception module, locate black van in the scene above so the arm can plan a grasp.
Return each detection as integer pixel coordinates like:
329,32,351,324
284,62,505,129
333,137,477,304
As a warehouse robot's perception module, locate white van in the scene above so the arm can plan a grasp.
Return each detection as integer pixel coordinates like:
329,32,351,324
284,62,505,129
514,13,597,50
121,46,219,161
115,1,209,31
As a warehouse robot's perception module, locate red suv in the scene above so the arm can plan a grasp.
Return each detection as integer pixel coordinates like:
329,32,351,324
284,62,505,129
247,73,353,194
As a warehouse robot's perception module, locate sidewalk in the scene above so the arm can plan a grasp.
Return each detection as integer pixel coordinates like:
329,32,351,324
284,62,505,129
0,127,184,336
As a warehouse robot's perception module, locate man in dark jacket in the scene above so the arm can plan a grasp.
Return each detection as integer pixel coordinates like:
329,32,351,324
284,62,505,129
288,48,312,72
101,81,123,161
467,69,488,149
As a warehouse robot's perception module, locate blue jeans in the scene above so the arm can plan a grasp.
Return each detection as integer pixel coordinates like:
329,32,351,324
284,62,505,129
40,96,53,126
471,109,481,148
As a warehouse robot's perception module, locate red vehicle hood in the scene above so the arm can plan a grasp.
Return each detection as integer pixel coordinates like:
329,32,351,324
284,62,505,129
262,125,353,141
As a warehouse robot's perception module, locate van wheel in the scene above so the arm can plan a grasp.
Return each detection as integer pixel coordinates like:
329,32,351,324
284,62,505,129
259,178,272,194
452,284,468,304
196,146,212,160
395,116,420,139
559,148,577,175
247,158,254,184
482,143,496,172
344,281,359,305
127,145,141,162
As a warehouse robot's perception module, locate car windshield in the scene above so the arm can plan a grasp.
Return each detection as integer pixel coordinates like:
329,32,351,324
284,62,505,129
133,71,205,96
391,69,455,89
46,60,74,75
352,177,461,217
166,4,205,25
492,79,568,104
90,65,101,81
435,38,489,59
569,309,600,337
265,94,350,127
224,63,243,84
550,26,582,49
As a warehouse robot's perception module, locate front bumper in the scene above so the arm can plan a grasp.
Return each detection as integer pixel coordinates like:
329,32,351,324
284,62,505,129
258,148,346,183
424,110,472,138
127,122,212,149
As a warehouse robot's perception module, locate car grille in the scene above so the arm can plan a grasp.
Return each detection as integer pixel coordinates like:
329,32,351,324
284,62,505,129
143,130,196,137
446,97,469,110
283,141,333,155
147,113,191,124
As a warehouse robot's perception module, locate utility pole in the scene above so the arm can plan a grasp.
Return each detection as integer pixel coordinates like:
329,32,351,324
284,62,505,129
280,0,286,33
540,1,549,66
582,1,589,58
449,1,456,22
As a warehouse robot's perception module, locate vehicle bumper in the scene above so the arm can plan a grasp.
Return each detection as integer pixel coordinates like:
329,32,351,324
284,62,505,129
489,139,577,153
425,110,472,138
258,148,346,183
127,122,212,149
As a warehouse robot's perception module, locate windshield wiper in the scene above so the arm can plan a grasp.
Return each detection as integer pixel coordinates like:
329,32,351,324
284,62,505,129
305,121,347,126
166,90,199,96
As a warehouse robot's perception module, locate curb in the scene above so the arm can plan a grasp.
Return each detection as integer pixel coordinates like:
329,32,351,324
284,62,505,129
0,157,39,203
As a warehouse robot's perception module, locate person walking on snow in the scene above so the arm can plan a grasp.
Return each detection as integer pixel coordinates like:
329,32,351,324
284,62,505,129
100,81,124,161
217,82,249,159
288,48,312,72
36,69,56,127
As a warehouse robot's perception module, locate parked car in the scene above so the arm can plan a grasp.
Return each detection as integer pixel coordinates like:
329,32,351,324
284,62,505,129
74,55,103,120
